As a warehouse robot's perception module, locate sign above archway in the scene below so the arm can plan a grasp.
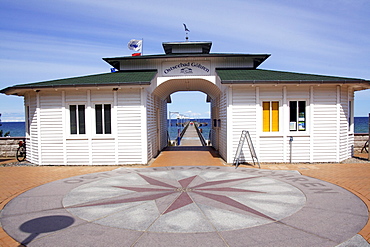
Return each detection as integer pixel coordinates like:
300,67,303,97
162,61,211,76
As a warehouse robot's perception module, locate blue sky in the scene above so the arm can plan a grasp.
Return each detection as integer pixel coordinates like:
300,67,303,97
0,0,369,121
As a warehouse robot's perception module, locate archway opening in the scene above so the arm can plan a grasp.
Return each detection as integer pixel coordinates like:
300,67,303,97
167,91,211,145
149,77,222,159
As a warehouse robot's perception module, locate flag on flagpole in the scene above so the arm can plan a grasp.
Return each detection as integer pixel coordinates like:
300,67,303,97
128,39,142,51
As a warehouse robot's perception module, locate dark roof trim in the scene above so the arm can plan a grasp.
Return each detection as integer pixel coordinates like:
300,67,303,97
103,53,271,70
162,41,212,54
0,70,157,95
104,53,270,60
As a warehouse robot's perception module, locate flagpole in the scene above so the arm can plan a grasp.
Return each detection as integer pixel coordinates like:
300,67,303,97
141,38,144,55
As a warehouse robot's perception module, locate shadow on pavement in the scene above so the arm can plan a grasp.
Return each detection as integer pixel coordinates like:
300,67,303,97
19,215,74,246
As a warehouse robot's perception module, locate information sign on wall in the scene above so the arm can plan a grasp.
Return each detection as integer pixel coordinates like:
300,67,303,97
162,61,211,76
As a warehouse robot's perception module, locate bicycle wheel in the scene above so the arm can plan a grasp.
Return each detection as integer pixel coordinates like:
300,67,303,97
16,146,26,162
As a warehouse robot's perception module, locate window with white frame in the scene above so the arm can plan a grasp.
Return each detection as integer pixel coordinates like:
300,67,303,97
289,101,306,131
262,101,279,132
95,104,112,134
70,105,86,134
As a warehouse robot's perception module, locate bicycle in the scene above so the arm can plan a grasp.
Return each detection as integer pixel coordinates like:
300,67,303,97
16,140,26,162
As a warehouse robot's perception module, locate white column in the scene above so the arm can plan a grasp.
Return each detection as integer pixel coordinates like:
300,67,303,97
309,86,314,163
227,86,233,163
113,90,119,164
255,86,261,159
336,85,341,162
62,91,67,165
36,91,42,165
141,88,148,164
282,86,287,162
87,90,93,165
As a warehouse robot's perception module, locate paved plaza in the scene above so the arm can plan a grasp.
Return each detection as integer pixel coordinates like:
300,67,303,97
0,152,369,246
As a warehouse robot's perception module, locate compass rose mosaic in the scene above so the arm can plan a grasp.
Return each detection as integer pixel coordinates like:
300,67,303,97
1,166,368,246
63,168,306,232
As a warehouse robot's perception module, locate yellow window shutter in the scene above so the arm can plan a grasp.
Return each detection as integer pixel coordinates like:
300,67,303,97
271,101,279,132
263,102,270,132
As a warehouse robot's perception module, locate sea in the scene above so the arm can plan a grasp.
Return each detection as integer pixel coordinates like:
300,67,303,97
0,117,368,138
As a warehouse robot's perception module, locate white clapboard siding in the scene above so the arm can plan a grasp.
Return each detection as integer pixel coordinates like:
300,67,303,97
39,92,64,165
209,98,216,149
66,139,90,165
92,139,116,164
312,86,338,162
25,92,39,164
91,90,113,102
286,136,310,162
230,87,257,163
147,94,163,160
259,137,284,162
286,86,310,99
219,91,228,160
153,95,161,156
160,98,168,149
339,86,351,160
259,86,283,100
117,89,143,164
65,90,87,102
146,93,156,161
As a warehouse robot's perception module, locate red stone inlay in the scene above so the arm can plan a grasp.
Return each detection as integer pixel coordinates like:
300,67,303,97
197,187,264,193
163,192,194,214
178,175,197,188
138,174,177,188
193,191,275,221
69,173,275,221
113,186,173,193
193,176,259,188
71,191,174,208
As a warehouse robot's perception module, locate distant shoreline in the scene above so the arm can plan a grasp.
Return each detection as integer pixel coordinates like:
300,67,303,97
1,117,369,137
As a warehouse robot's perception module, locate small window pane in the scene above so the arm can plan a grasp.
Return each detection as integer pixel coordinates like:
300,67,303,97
70,105,77,134
262,102,270,132
271,101,279,132
78,105,86,134
104,104,111,134
289,101,297,131
289,101,306,131
96,104,103,134
298,101,306,131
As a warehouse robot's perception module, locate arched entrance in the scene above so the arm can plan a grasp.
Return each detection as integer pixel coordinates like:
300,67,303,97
149,77,222,158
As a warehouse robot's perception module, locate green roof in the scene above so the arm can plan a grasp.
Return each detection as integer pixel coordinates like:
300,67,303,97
1,70,157,94
216,69,367,84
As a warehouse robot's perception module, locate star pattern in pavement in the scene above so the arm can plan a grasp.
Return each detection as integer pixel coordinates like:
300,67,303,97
69,173,276,221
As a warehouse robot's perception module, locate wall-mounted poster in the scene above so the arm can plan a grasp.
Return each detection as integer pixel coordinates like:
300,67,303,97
290,121,297,131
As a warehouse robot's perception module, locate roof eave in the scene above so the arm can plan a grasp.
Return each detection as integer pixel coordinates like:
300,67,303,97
221,80,370,85
0,82,151,96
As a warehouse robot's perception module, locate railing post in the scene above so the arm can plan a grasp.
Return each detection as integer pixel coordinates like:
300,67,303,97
368,113,370,161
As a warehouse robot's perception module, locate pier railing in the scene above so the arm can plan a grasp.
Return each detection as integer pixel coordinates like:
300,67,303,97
194,122,207,146
179,121,190,139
